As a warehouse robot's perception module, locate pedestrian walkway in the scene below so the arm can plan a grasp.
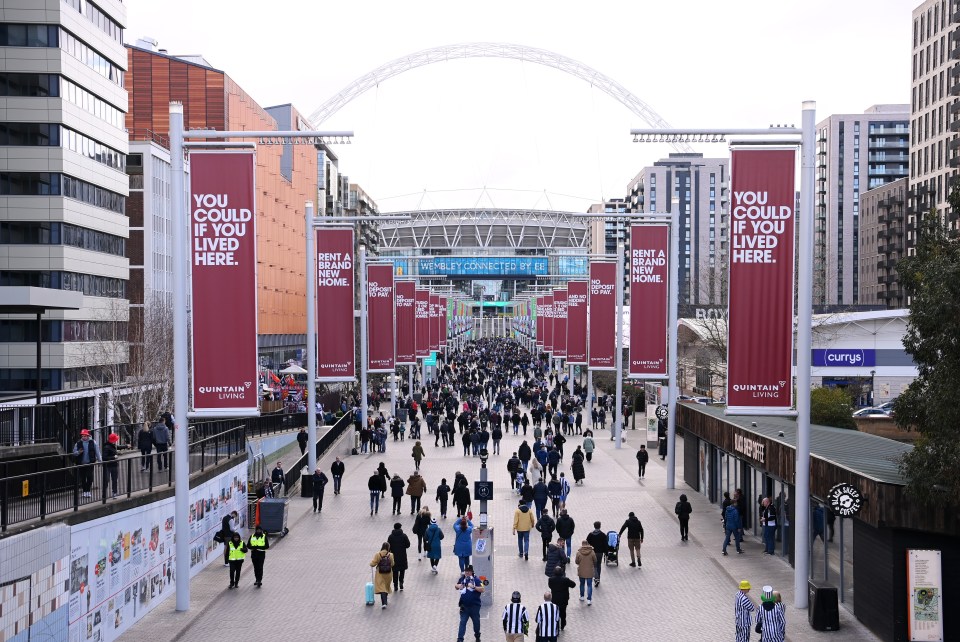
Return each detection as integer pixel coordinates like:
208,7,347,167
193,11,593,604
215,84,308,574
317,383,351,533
125,413,878,641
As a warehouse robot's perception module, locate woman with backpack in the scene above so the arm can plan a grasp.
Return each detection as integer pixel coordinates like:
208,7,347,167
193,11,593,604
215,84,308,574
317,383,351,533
675,493,693,542
368,542,394,608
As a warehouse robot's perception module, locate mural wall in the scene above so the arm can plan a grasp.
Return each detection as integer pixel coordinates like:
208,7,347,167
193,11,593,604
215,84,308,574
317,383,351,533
66,462,247,642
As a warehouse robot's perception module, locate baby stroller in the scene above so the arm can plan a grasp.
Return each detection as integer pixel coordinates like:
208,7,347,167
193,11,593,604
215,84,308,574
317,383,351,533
605,531,620,566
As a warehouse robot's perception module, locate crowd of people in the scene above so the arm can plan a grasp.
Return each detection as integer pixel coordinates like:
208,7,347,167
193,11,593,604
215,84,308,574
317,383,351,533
222,337,788,641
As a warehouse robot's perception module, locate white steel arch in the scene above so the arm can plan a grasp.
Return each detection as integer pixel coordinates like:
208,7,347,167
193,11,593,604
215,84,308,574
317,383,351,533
309,42,693,153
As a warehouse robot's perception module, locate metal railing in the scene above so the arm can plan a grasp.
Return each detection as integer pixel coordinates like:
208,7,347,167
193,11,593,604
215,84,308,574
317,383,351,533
0,405,70,448
0,413,317,532
284,413,354,491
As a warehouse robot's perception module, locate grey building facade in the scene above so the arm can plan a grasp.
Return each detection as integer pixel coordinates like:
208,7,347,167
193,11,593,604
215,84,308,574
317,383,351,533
0,0,130,393
814,105,909,307
858,177,908,308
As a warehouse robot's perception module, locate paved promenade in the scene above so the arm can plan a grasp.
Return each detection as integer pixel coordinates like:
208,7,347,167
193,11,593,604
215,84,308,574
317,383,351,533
126,414,878,641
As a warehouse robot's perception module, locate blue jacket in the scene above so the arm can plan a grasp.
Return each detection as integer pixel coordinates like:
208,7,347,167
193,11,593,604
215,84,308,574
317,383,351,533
535,448,549,467
453,520,474,557
424,523,444,560
547,450,561,466
533,481,549,505
724,504,742,531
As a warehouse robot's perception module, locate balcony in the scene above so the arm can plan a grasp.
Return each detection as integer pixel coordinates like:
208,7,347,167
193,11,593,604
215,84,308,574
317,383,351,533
877,227,892,240
868,153,909,163
950,155,960,168
950,81,960,96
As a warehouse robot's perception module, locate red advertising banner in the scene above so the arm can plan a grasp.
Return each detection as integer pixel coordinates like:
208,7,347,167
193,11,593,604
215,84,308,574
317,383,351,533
536,297,544,347
395,280,417,365
552,289,567,358
726,148,797,414
366,264,395,373
440,297,448,345
315,228,356,381
588,261,617,370
415,289,430,358
628,225,669,378
189,151,259,412
429,294,440,351
566,280,588,365
543,295,555,354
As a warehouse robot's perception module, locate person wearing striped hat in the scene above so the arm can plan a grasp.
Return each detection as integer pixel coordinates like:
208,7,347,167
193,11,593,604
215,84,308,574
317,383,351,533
756,585,787,642
734,579,756,642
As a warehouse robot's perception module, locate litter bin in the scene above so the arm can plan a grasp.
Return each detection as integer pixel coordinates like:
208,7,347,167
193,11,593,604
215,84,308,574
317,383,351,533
808,579,840,631
300,467,313,498
257,497,289,537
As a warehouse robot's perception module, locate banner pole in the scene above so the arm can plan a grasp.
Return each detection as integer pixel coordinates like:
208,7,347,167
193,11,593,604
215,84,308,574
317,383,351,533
794,100,817,609
360,245,368,435
666,200,681,489
614,243,624,449
170,102,190,612
305,202,317,473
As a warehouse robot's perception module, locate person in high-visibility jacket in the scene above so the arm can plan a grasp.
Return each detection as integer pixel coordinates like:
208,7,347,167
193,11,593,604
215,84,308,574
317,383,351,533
247,525,270,587
226,532,247,589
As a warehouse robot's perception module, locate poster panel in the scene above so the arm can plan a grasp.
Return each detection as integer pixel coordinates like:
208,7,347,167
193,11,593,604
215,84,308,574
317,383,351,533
415,289,430,358
628,224,669,378
315,228,356,381
588,262,616,370
543,295,555,355
726,148,796,414
536,297,544,347
189,152,259,412
907,549,944,641
366,264,395,373
566,280,588,364
68,463,247,642
429,294,440,351
395,280,417,365
552,289,568,358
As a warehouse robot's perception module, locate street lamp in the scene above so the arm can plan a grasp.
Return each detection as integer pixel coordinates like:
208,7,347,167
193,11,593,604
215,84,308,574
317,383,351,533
869,369,876,406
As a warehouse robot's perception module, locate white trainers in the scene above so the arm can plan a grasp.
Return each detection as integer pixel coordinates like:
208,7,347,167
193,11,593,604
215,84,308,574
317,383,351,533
418,553,422,561
587,599,592,606
431,566,437,574
579,596,585,602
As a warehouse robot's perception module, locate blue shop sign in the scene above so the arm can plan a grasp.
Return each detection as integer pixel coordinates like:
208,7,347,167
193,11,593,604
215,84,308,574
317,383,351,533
417,257,549,277
812,348,876,367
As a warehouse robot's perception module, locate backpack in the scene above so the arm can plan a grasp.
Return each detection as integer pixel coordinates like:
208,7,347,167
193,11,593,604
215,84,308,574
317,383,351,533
377,553,392,574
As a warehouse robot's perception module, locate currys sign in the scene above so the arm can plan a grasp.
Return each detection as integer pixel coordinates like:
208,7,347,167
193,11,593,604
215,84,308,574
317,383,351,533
812,349,876,368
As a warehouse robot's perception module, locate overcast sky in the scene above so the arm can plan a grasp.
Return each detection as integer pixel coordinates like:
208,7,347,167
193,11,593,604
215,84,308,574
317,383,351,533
124,0,918,212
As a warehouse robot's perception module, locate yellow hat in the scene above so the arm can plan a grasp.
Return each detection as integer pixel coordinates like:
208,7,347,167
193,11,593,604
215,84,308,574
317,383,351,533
739,580,751,590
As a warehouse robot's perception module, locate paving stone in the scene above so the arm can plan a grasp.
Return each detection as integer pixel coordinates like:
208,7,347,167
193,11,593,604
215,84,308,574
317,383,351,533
126,408,879,641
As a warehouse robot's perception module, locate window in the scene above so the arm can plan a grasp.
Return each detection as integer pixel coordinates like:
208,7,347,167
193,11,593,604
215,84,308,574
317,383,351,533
0,172,125,214
0,73,59,97
58,28,124,86
0,24,59,47
62,0,123,42
0,270,125,298
61,76,125,129
0,123,58,146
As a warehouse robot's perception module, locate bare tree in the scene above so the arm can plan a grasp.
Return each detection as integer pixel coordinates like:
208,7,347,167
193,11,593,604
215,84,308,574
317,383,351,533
74,296,174,426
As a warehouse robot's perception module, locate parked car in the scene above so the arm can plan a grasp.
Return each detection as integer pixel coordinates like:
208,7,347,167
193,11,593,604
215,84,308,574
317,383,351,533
853,407,890,417
878,398,897,411
692,397,716,405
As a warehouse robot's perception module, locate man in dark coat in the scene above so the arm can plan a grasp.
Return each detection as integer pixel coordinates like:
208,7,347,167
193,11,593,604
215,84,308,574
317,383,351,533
271,461,286,496
536,509,556,561
387,523,411,592
547,566,576,631
297,428,308,455
311,468,328,513
330,457,345,495
585,521,608,586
